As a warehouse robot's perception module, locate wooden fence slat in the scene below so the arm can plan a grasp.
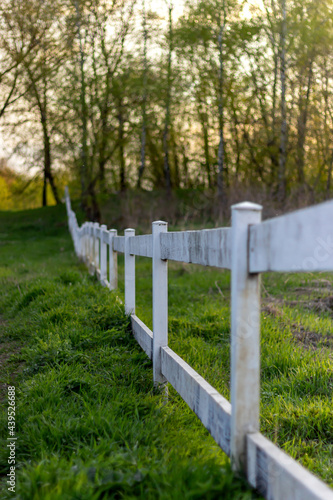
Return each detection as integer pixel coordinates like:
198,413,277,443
109,229,118,290
249,199,333,273
247,433,333,500
125,229,135,315
102,230,109,244
131,315,153,359
160,228,231,269
113,236,125,253
89,223,94,271
152,221,168,387
231,202,262,470
129,234,153,258
93,222,100,270
100,225,107,286
161,346,231,455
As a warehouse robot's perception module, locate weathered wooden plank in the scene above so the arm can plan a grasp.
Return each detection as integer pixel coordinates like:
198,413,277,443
109,229,118,290
249,199,333,273
102,229,109,244
124,229,135,315
129,234,153,258
113,236,125,253
131,315,153,360
161,346,231,455
94,222,100,269
247,433,333,500
152,221,168,387
160,228,231,269
100,225,107,283
231,202,262,470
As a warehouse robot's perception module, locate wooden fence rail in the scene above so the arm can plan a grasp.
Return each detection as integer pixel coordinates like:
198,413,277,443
64,187,333,500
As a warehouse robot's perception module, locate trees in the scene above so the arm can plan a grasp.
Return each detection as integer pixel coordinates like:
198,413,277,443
1,0,333,208
0,0,71,205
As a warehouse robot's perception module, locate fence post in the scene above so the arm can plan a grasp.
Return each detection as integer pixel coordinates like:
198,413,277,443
89,223,94,273
73,214,78,256
109,229,118,290
83,224,87,263
230,202,262,472
94,222,100,271
124,229,135,315
100,224,107,285
152,221,168,387
78,227,82,259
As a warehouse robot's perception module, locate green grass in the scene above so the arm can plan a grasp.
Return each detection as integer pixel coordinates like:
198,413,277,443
0,205,259,499
131,261,333,487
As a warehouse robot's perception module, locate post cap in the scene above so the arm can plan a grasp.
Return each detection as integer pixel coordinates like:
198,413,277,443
152,220,168,226
231,201,262,212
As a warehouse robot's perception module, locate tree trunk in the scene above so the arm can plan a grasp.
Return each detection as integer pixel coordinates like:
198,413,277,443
42,122,60,205
278,0,287,201
296,61,313,185
163,4,173,194
42,172,47,207
137,0,148,188
326,149,333,199
198,101,212,188
217,8,226,213
75,1,88,207
171,130,180,188
118,100,126,192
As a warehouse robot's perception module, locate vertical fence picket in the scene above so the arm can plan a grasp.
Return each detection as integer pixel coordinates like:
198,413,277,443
109,229,118,290
90,223,93,268
94,222,100,271
83,224,87,263
152,221,168,387
230,202,262,472
100,224,107,285
124,229,135,314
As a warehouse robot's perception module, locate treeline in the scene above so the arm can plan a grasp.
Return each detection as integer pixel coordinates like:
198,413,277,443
0,0,332,217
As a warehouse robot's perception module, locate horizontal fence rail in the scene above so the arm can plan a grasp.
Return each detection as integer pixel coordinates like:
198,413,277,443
129,234,153,258
249,199,333,273
161,346,231,456
160,228,232,268
64,187,333,500
113,236,125,253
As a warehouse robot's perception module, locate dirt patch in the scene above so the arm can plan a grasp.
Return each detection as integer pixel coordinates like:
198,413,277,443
262,302,333,351
262,303,285,318
292,325,332,350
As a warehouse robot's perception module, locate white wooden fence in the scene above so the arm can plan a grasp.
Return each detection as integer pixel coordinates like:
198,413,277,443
64,187,333,500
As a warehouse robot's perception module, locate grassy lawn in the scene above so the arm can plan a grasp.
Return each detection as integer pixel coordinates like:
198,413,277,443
0,205,259,499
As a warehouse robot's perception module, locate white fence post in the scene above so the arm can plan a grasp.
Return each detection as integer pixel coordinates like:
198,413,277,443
124,229,135,314
78,227,82,259
94,222,100,271
152,221,168,387
83,224,88,263
89,223,94,273
109,229,118,290
231,202,262,472
100,224,107,285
